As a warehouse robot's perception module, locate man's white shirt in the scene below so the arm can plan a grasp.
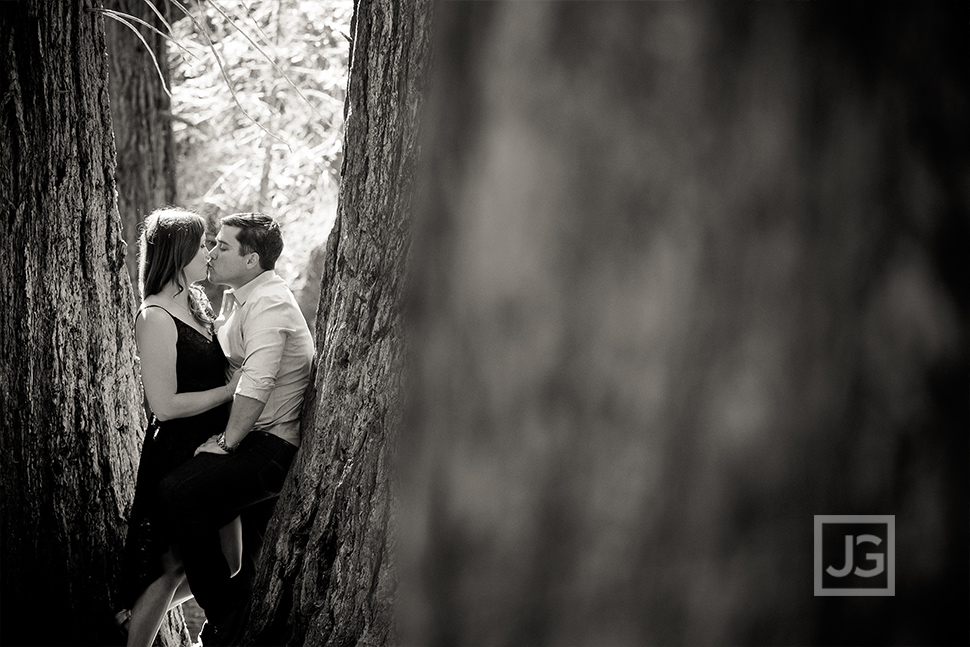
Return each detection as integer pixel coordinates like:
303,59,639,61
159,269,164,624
216,270,314,446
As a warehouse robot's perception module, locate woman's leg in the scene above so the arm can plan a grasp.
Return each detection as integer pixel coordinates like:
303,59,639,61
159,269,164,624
126,548,184,647
169,578,194,609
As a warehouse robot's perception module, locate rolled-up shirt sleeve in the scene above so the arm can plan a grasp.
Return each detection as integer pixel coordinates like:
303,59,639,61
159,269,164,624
235,296,294,403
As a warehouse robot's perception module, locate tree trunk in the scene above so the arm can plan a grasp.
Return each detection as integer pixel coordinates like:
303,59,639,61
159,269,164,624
398,3,968,646
242,0,433,644
103,6,192,637
0,2,185,645
104,0,178,293
105,7,191,643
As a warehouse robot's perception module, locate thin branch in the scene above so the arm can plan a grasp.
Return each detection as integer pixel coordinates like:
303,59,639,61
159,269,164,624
238,0,275,51
202,158,248,202
95,9,171,97
139,0,199,66
166,0,292,150
99,8,198,63
208,0,335,130
139,0,176,37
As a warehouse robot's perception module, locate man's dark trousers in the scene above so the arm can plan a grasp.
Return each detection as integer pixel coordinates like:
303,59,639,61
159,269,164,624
158,431,298,641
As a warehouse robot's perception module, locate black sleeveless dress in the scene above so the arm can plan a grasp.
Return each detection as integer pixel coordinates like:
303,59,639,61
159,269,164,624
117,306,230,609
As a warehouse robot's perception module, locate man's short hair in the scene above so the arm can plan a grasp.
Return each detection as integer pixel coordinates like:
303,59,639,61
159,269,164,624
221,213,284,271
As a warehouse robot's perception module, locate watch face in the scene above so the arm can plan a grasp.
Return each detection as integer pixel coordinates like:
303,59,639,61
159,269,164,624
218,433,235,452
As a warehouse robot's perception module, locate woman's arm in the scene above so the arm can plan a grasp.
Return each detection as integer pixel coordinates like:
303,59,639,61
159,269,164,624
135,308,236,421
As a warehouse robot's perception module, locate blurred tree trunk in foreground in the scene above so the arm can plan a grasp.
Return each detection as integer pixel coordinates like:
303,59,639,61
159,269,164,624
0,2,179,645
104,0,178,292
398,3,968,646
242,0,433,644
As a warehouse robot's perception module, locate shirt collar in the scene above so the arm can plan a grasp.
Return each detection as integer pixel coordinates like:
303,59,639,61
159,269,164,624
225,269,278,306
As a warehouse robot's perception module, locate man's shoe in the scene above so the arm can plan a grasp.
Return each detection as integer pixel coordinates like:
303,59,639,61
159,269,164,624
198,620,225,647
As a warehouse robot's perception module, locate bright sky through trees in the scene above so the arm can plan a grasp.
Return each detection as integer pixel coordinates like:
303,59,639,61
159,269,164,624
169,0,353,284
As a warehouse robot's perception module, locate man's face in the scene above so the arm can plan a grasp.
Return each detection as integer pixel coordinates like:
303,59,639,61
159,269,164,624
207,226,252,288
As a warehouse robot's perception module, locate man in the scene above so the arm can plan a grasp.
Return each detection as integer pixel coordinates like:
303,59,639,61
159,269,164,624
158,213,314,646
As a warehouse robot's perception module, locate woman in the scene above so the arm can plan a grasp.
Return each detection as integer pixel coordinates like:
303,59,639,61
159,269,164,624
115,208,242,647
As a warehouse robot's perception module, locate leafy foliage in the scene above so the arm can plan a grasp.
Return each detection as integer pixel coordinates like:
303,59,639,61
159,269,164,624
168,0,352,284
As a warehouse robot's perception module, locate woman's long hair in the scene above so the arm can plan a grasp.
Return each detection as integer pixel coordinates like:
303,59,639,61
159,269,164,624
138,208,215,328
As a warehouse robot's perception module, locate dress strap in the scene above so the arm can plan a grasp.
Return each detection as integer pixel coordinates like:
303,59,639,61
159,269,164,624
137,303,174,317
134,304,176,329
137,303,214,341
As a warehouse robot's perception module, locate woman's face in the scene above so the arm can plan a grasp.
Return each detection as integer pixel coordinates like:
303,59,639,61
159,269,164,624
184,234,210,284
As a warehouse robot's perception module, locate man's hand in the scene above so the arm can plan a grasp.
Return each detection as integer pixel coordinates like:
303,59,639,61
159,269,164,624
195,434,229,456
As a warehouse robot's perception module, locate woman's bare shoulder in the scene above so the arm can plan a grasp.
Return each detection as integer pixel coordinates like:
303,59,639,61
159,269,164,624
135,299,176,334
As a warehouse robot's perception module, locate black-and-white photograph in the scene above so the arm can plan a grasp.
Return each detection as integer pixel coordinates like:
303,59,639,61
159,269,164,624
1,1,966,646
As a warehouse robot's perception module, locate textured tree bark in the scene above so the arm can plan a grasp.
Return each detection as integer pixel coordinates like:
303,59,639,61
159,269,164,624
104,0,178,293
398,3,967,646
242,0,433,645
105,6,192,641
0,2,187,645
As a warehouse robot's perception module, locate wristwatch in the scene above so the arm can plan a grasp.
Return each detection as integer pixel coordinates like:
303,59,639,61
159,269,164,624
217,432,237,453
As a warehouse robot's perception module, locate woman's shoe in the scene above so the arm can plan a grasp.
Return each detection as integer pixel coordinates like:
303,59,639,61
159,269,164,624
114,609,131,637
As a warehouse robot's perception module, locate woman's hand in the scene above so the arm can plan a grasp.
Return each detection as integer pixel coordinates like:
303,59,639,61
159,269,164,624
225,369,242,401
